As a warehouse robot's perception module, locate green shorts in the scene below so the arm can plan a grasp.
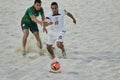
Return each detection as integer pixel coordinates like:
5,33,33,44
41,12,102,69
21,22,39,33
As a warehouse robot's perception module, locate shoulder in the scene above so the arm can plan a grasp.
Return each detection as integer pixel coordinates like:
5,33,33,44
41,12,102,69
59,8,68,14
26,6,33,12
39,7,44,11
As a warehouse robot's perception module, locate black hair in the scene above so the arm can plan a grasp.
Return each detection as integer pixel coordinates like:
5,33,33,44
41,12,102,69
34,0,41,4
51,2,58,7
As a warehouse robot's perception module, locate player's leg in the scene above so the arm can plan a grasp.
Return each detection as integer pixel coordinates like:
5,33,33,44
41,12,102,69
22,29,29,51
33,31,42,49
47,34,56,59
56,31,66,58
30,22,42,49
33,31,44,55
47,44,55,59
56,41,66,58
21,23,29,56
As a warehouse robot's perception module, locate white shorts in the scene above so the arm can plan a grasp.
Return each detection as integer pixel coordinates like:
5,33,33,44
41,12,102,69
47,30,66,45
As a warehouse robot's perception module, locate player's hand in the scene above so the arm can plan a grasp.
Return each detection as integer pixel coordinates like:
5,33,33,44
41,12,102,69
73,19,76,24
39,21,43,26
43,22,53,27
43,27,48,33
43,22,49,27
49,22,53,25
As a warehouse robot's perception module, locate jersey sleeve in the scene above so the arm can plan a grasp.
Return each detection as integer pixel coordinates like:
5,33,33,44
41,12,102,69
64,9,68,15
40,7,45,17
44,13,52,22
60,8,68,16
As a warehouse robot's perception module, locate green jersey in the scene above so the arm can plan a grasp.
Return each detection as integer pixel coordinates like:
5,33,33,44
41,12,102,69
22,6,44,23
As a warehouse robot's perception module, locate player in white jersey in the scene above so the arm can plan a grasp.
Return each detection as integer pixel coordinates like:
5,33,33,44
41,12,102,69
43,2,76,59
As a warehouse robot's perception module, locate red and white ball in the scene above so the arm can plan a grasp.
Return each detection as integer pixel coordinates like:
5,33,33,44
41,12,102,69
50,60,60,71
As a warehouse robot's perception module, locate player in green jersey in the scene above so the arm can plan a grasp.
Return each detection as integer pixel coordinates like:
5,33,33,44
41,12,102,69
21,0,46,56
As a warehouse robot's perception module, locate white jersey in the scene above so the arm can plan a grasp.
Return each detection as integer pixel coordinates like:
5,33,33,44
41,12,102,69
45,8,67,34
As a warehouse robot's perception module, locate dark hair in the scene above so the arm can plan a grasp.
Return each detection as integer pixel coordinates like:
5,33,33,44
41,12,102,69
51,2,58,7
34,0,41,4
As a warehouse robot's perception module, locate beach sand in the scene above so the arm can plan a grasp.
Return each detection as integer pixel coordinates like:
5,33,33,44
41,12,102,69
0,0,120,80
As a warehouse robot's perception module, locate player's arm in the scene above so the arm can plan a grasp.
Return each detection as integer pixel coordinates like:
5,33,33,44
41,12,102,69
42,20,53,33
28,8,42,25
40,8,45,21
41,16,45,21
43,17,53,27
30,16,42,25
67,12,76,24
43,22,53,27
41,16,48,33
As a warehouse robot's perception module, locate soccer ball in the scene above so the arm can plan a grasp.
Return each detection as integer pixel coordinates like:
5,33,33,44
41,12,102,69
50,60,60,71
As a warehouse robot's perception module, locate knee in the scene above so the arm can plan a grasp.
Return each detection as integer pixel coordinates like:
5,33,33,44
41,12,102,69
57,43,62,49
47,45,52,50
34,32,40,40
23,33,29,38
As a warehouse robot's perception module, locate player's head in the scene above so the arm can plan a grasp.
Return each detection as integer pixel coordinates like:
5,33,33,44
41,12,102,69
34,0,42,11
51,2,58,14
